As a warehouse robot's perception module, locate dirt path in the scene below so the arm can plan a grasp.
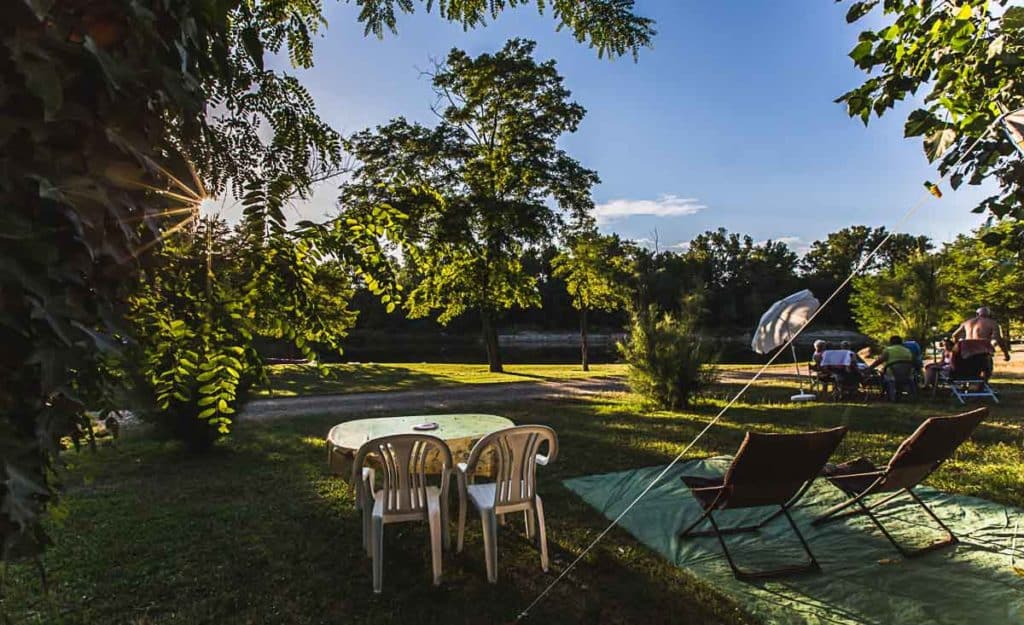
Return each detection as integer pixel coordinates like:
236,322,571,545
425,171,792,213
240,376,629,421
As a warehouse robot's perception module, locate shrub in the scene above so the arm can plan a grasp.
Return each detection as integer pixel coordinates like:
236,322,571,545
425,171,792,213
618,306,718,410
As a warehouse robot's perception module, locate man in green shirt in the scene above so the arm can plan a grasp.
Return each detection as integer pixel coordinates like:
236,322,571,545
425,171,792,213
869,335,915,370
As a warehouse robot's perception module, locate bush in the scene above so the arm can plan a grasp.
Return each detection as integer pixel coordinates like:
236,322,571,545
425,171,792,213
618,306,718,410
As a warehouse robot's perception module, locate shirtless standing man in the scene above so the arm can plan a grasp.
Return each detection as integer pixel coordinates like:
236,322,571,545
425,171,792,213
952,307,1011,362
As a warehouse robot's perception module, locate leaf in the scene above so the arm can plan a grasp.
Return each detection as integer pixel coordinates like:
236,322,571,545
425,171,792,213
955,4,972,21
848,40,873,65
924,128,956,162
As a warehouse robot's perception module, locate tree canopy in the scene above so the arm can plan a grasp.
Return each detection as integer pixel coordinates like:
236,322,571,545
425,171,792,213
552,230,633,369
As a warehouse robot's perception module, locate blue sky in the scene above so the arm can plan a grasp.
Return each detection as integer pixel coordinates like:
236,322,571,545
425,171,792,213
258,0,989,253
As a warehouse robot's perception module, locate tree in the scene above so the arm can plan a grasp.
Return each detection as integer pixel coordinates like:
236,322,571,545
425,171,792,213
940,220,1024,334
340,39,600,372
849,252,949,344
552,231,632,370
618,303,718,410
838,0,1024,221
681,229,800,329
2,0,654,563
801,226,932,325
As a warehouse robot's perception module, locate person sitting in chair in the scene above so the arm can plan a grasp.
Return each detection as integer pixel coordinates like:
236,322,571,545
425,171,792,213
810,340,828,370
924,339,955,388
868,336,916,399
868,335,914,371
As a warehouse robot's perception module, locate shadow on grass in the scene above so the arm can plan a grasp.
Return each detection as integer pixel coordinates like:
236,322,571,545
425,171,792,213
6,381,1021,625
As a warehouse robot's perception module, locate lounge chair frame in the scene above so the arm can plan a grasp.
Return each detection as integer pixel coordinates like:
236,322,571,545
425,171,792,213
678,427,847,580
813,408,988,557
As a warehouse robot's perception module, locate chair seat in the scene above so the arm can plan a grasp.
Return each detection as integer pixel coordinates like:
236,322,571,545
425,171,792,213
680,474,725,509
465,482,534,513
822,457,881,495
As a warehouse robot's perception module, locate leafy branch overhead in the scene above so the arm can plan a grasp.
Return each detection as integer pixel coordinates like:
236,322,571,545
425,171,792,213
838,0,1024,220
354,0,656,59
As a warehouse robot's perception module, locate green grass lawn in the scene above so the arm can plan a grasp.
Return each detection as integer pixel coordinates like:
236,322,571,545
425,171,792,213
258,362,628,397
2,368,1022,624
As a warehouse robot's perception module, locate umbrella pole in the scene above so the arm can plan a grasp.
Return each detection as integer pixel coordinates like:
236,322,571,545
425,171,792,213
789,344,815,401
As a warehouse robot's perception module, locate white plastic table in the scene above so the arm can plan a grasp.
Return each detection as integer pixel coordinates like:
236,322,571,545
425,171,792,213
326,413,514,478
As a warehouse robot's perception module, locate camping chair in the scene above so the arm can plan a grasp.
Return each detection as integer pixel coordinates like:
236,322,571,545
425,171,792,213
812,407,988,557
882,361,918,402
456,425,557,583
353,434,453,593
678,427,848,580
940,339,999,404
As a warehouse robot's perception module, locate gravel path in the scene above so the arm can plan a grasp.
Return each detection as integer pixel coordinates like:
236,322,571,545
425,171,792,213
240,376,629,421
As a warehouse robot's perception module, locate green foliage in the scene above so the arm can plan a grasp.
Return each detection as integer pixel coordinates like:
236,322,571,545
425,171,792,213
838,0,1024,221
354,0,656,59
849,252,949,344
680,229,800,329
618,305,718,410
126,217,363,450
340,39,600,370
552,230,633,313
552,229,632,369
939,220,1024,330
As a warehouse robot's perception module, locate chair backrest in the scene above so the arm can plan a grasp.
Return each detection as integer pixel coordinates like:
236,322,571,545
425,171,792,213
465,425,557,508
353,434,453,517
951,340,992,378
885,361,916,383
881,407,987,491
721,427,847,509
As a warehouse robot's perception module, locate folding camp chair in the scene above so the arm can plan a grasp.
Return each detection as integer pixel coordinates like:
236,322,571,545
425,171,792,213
813,407,987,557
678,427,848,580
940,340,999,404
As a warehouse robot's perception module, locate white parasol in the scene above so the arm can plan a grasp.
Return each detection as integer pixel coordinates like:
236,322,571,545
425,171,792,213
751,289,820,401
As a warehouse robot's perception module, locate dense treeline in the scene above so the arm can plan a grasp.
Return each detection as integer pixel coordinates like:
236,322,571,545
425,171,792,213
349,224,951,339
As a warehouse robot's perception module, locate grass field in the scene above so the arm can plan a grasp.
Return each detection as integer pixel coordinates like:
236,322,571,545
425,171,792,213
2,361,1022,624
258,362,628,397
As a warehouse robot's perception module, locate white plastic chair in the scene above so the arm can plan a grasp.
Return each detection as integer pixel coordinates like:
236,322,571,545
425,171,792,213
352,434,453,593
456,425,558,583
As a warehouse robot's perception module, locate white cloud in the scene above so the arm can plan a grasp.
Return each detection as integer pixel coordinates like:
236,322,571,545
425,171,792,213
593,194,706,223
757,236,809,255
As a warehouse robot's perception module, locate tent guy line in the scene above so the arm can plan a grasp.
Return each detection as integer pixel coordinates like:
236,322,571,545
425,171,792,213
515,112,1015,621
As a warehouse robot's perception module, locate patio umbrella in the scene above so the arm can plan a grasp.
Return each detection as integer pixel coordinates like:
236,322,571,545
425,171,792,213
751,289,820,401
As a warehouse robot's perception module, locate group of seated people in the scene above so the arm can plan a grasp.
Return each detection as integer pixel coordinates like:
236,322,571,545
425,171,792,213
808,307,1012,400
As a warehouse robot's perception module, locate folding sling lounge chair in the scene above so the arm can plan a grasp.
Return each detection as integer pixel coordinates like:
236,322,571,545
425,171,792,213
812,407,988,558
940,339,999,404
678,427,848,580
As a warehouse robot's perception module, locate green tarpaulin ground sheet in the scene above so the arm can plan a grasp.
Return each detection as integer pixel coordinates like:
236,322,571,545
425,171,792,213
564,457,1024,625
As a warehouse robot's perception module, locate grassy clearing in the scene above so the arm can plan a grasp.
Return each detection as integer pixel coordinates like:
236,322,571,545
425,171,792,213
258,362,628,397
2,366,1021,624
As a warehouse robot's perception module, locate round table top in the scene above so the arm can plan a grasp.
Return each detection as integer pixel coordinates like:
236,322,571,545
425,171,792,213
326,413,514,453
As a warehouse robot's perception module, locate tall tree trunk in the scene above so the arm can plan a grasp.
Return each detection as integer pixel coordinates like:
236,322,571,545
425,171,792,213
481,309,503,373
580,306,590,371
